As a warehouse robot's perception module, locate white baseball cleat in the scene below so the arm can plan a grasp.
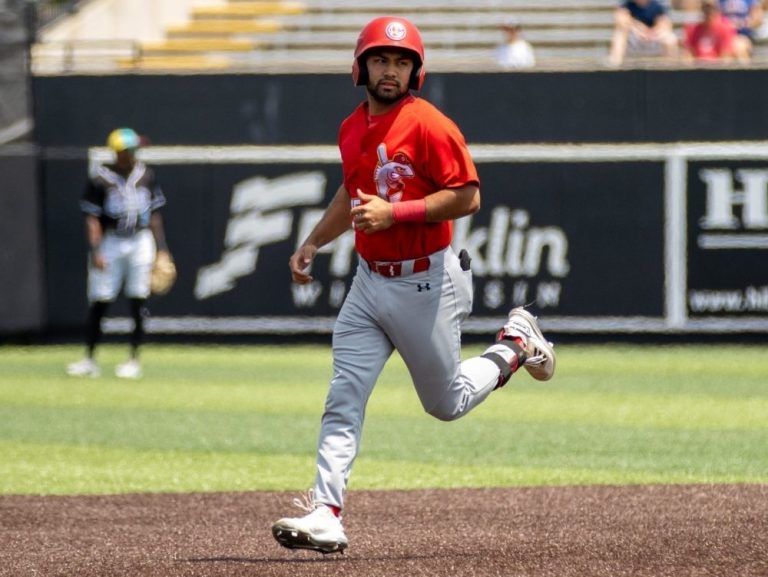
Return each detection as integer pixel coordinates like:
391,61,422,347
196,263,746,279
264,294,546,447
66,358,101,378
272,493,348,554
498,307,556,381
115,359,142,379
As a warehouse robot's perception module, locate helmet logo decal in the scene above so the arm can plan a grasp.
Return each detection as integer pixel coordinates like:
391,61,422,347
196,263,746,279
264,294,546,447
385,21,407,41
374,143,414,202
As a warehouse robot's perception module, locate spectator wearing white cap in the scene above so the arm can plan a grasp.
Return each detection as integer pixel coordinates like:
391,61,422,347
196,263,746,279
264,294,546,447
494,17,536,69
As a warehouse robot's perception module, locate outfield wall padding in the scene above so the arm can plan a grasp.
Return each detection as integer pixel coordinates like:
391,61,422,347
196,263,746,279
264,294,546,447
0,147,45,333
30,69,768,336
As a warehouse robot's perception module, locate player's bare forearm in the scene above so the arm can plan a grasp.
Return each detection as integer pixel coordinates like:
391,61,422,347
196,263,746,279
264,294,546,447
149,212,168,252
84,215,103,250
304,185,351,249
289,184,351,283
84,215,106,269
425,184,480,222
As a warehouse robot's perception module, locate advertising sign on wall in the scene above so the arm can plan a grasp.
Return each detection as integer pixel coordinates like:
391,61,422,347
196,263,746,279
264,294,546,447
46,142,768,335
685,157,768,329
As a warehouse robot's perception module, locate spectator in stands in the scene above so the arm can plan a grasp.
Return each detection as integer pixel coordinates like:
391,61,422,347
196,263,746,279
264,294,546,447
718,0,763,61
494,17,536,69
607,0,679,66
683,0,739,61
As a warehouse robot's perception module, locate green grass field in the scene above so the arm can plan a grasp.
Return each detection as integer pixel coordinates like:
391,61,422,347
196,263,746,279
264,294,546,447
1,343,766,496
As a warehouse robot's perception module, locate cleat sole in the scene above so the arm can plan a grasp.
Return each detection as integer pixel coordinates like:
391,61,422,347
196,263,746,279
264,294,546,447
272,524,348,554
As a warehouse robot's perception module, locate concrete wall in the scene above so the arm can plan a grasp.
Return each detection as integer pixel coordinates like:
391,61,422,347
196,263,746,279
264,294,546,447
21,69,768,337
0,1,32,144
40,0,197,42
0,145,45,334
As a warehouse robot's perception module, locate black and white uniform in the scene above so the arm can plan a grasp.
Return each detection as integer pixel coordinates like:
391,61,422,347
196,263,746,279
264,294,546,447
80,162,166,302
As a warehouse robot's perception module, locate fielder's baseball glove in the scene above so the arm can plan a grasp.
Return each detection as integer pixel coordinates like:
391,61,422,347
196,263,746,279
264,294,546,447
150,250,177,296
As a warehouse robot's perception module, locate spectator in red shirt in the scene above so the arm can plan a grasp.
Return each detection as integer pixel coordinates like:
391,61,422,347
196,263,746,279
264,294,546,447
683,0,739,62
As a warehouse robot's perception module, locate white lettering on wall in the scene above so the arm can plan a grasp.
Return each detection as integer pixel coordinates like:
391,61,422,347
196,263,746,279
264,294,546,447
197,172,570,311
454,208,570,277
195,172,326,299
698,168,768,250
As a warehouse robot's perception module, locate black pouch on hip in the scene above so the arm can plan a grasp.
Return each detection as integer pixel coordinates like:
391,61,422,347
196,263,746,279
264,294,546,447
458,248,471,271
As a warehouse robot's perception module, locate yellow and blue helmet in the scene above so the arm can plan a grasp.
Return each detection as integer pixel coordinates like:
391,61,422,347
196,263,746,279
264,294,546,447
107,128,141,152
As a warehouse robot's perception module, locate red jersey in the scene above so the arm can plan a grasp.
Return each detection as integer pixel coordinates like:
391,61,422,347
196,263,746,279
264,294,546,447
684,15,735,60
338,95,479,262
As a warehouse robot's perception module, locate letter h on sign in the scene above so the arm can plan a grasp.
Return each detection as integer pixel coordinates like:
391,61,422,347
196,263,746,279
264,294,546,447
699,169,768,230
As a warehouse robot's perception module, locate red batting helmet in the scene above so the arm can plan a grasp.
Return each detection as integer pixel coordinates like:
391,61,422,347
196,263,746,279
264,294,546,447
352,16,426,91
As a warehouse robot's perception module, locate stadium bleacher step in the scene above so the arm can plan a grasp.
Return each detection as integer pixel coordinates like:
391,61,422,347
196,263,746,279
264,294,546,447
117,55,233,70
49,0,746,72
139,38,258,55
191,2,306,19
166,19,283,38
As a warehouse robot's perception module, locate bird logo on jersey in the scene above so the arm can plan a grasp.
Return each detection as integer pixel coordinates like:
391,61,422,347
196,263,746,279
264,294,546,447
373,143,414,203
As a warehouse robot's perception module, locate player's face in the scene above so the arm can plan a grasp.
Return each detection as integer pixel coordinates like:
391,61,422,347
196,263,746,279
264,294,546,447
114,148,137,171
365,50,414,105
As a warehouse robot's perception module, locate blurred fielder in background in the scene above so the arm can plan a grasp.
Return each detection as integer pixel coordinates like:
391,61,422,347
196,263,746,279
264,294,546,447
272,15,556,554
66,128,170,379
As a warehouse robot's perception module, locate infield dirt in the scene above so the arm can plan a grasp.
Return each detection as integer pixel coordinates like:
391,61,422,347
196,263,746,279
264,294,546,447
1,484,766,577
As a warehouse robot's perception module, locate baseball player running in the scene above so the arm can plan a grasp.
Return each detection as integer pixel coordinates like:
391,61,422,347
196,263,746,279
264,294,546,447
66,128,169,379
272,16,556,554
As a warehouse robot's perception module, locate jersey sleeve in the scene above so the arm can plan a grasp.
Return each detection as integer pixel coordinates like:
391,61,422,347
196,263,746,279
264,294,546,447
147,168,167,211
422,111,479,191
80,178,104,217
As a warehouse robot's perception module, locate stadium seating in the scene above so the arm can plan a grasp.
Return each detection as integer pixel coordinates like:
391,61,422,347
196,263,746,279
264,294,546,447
124,0,618,71
33,0,768,73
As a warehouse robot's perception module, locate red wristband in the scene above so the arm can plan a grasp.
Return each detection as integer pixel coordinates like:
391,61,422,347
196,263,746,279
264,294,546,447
392,199,427,223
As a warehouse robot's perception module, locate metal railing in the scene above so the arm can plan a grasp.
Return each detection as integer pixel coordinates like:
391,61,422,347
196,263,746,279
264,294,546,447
31,38,140,73
30,0,81,30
